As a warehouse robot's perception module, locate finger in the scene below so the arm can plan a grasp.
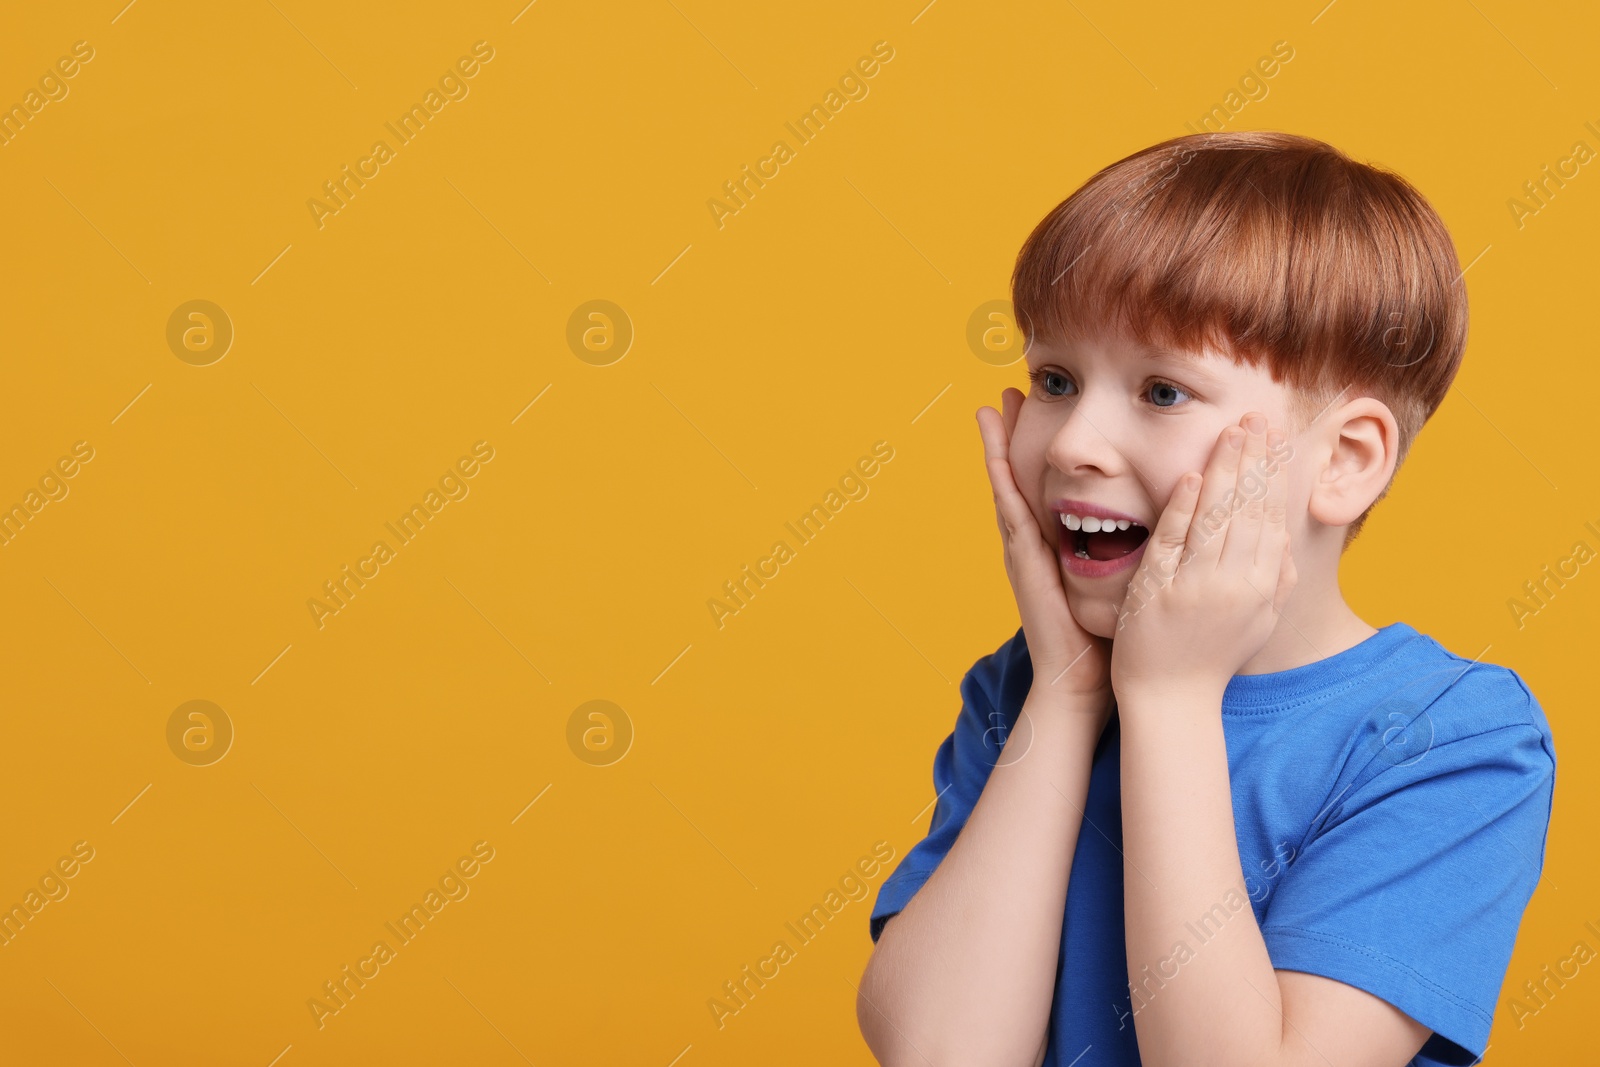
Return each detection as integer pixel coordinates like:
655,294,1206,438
1141,471,1202,584
976,406,1038,543
1001,386,1023,441
1255,428,1291,571
977,406,1011,538
1185,424,1246,569
1220,413,1269,571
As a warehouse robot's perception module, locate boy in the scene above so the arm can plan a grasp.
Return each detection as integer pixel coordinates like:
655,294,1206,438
856,130,1557,1067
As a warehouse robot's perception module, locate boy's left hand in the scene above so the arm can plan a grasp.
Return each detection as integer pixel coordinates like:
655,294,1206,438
1109,413,1297,702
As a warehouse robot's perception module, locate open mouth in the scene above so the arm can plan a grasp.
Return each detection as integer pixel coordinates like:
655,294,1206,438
1059,512,1150,562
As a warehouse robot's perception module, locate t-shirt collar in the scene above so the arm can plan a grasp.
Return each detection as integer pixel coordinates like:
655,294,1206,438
1219,621,1420,715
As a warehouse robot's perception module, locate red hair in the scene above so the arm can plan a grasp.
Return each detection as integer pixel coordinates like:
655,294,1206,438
1011,130,1468,536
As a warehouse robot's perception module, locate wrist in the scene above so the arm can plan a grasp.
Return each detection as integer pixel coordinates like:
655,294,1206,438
1113,675,1229,714
1026,681,1113,719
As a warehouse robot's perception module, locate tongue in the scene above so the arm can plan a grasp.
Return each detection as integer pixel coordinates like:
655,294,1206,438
1085,527,1148,561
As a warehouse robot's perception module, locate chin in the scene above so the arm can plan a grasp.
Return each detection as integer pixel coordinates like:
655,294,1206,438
1064,587,1123,640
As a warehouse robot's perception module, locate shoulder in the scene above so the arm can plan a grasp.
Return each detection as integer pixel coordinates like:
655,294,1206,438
1328,625,1557,839
1385,625,1555,757
961,625,1034,724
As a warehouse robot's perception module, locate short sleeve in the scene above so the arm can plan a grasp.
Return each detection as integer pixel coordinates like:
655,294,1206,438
1260,676,1556,1063
869,631,1027,944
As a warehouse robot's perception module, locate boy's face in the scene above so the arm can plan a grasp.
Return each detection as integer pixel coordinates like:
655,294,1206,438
1010,327,1313,638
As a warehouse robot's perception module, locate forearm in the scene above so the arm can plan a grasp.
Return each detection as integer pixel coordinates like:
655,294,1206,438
1117,684,1284,1067
859,686,1109,1067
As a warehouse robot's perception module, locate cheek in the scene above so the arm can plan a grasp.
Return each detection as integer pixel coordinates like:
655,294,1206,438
1007,421,1050,494
1144,459,1224,527
1007,420,1059,535
1284,461,1315,530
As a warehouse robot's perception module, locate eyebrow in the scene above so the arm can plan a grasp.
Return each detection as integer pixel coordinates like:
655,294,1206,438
1135,341,1235,379
1132,342,1195,364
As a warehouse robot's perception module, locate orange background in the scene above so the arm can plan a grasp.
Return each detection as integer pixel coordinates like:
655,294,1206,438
0,1,1593,1063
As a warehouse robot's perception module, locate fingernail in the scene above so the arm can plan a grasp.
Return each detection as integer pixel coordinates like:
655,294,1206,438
1245,414,1266,433
1226,428,1244,449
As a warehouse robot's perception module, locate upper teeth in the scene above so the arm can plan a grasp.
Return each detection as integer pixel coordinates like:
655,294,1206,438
1060,513,1134,532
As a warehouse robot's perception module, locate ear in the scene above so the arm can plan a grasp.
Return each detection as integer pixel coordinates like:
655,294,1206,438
1306,398,1400,529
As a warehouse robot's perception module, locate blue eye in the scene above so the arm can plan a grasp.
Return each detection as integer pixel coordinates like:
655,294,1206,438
1027,368,1077,397
1147,380,1191,408
1026,369,1188,405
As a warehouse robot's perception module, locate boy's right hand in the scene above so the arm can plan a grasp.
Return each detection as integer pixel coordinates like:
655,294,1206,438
977,388,1112,707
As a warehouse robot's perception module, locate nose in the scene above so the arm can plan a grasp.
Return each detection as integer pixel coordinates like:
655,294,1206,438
1042,390,1131,478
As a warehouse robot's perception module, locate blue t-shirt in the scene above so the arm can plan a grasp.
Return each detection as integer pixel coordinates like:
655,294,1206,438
870,622,1556,1066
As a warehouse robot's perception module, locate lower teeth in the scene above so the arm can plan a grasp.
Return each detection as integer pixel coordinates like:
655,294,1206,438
1075,548,1090,559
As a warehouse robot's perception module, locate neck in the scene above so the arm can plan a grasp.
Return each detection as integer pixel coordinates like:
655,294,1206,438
1237,569,1376,676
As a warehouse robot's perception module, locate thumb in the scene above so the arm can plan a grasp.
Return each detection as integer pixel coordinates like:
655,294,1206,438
1273,540,1297,613
1144,472,1201,581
